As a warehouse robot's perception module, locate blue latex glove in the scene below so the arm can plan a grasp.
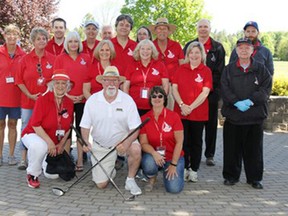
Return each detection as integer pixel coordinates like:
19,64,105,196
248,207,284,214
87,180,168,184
234,101,250,112
242,99,254,107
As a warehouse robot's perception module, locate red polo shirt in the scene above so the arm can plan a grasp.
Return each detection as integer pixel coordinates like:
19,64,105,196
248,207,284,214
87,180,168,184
54,52,90,98
111,37,137,75
22,92,74,145
173,63,212,121
125,59,168,110
15,50,55,109
0,45,26,107
46,37,64,56
140,108,184,161
153,38,184,81
82,40,100,59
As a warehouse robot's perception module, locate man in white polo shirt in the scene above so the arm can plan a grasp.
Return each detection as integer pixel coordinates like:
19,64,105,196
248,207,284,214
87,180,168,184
80,66,142,195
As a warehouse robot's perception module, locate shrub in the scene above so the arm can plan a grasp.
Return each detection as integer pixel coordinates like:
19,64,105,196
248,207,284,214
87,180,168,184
271,78,288,96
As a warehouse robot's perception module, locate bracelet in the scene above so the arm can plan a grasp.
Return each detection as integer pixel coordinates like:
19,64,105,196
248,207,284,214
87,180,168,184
170,162,177,167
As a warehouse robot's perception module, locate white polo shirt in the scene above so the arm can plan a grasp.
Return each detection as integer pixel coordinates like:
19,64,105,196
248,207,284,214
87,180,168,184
80,89,141,148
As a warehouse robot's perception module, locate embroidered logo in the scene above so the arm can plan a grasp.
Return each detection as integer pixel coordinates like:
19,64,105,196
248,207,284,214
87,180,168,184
80,58,86,65
46,62,52,69
254,76,259,85
162,122,172,132
167,50,175,58
128,48,133,56
151,68,159,75
62,112,69,119
211,53,216,62
195,74,203,82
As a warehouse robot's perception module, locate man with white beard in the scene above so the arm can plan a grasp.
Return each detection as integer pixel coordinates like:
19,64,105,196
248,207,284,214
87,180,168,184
80,66,143,195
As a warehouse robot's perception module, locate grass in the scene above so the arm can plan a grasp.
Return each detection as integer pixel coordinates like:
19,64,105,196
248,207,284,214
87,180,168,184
274,61,288,80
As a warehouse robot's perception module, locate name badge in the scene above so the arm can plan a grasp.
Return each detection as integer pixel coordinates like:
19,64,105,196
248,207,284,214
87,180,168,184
55,129,65,137
140,87,150,99
6,76,15,83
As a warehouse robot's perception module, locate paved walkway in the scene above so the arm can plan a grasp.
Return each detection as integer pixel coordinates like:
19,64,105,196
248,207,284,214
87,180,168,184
0,128,287,216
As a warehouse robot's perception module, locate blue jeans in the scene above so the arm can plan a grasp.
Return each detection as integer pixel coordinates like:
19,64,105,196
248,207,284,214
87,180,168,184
20,108,33,150
141,153,184,193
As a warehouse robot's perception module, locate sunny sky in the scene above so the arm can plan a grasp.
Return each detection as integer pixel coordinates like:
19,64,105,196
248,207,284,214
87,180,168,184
57,0,288,34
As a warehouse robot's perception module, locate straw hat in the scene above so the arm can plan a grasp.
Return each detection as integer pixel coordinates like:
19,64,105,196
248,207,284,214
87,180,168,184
96,66,126,83
148,17,177,34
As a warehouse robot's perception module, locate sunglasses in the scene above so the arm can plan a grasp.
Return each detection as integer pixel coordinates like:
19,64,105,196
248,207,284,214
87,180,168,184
37,63,43,77
151,94,164,99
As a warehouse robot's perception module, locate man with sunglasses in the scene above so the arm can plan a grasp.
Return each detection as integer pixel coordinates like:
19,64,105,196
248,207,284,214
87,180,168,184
80,66,142,195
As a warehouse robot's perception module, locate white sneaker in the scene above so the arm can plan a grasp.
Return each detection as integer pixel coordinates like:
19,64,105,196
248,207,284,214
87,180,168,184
188,170,198,182
125,178,142,195
184,169,190,182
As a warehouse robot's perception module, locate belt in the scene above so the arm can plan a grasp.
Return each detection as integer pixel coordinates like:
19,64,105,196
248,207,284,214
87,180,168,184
93,140,113,149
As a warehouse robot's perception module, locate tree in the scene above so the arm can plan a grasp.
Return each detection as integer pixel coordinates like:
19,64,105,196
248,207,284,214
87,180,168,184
277,36,288,61
0,0,59,51
121,0,208,46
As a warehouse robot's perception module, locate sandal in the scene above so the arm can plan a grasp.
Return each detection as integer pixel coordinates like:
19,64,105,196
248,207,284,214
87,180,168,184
75,165,83,172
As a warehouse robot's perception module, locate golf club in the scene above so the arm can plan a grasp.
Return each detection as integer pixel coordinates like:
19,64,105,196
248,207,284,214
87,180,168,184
73,125,135,201
51,118,150,199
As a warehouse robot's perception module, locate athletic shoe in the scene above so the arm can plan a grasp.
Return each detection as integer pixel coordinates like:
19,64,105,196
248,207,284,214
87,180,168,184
125,178,142,195
27,174,40,188
184,168,190,182
206,157,215,166
188,170,198,182
8,156,17,165
18,160,27,170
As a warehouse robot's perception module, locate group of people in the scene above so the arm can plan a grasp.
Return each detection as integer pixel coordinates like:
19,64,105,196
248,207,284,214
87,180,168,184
0,14,273,195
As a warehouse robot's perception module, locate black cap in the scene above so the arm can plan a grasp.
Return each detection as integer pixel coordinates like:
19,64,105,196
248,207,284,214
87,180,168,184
236,38,253,46
243,21,259,31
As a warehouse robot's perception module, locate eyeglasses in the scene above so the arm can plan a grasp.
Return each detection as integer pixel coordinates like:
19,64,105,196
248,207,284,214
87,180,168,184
151,94,164,99
103,79,119,84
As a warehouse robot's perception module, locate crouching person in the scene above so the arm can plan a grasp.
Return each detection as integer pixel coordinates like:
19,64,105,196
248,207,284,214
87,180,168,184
139,86,185,193
21,70,74,188
80,66,142,195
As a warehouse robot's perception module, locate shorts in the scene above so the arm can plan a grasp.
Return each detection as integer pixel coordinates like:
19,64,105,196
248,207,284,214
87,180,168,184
91,143,117,184
0,107,21,120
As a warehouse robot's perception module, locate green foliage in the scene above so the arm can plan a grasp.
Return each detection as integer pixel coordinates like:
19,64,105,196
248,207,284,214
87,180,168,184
272,78,288,96
277,36,288,61
121,0,207,46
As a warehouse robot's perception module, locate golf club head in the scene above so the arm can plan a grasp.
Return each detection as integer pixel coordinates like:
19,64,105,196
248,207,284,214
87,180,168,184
52,187,65,196
125,195,136,201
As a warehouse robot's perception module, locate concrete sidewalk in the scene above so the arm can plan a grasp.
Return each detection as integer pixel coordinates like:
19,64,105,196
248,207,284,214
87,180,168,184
0,128,287,216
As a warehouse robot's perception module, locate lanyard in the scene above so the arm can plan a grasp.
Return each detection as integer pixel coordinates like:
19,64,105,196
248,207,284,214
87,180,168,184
141,61,152,88
55,99,64,130
52,44,64,56
97,62,104,76
153,108,166,147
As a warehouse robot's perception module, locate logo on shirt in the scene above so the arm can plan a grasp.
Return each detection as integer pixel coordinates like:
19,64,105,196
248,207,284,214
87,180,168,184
195,74,203,83
62,112,69,118
151,68,159,76
128,48,133,56
162,122,172,132
46,62,52,69
254,76,259,85
211,53,216,62
80,58,87,65
167,50,175,58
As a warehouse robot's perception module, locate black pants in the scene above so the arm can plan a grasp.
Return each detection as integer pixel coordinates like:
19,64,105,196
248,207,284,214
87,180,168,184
68,103,85,139
222,121,264,182
182,119,205,171
204,92,219,158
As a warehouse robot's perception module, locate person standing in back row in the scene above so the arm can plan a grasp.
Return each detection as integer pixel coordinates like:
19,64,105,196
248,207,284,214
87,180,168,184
46,18,66,56
148,17,185,110
183,19,225,166
229,21,274,76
